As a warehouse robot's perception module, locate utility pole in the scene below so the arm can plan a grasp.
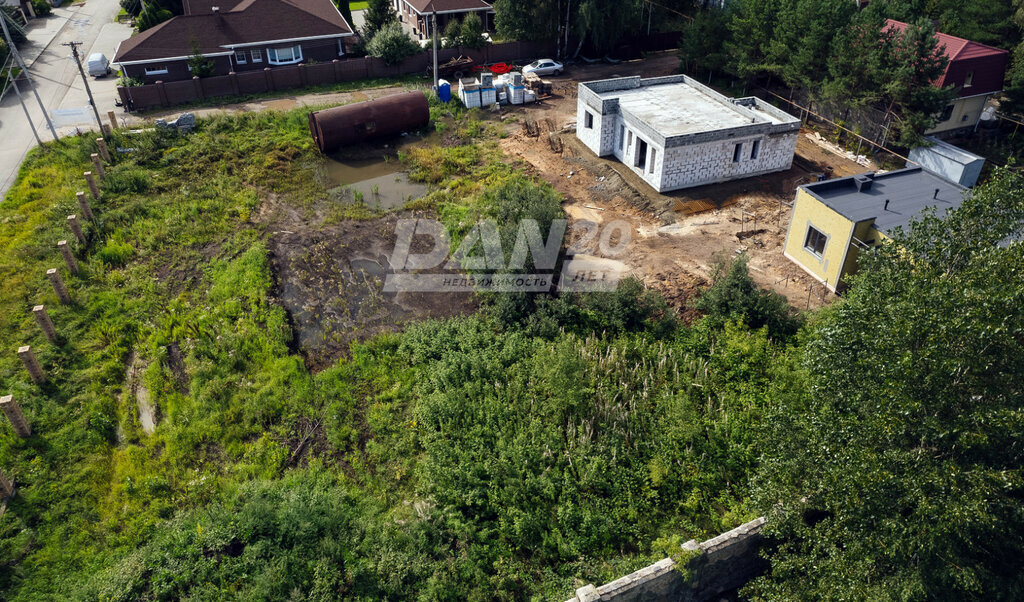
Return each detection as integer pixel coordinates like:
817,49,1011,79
431,10,438,91
0,9,58,141
64,41,107,139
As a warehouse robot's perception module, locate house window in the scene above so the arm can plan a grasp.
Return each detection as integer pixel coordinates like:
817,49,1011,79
619,125,625,150
234,50,247,65
804,226,827,257
251,49,262,63
964,71,974,87
144,66,168,75
732,143,742,163
584,111,593,129
267,45,303,65
750,140,761,160
938,104,954,122
649,147,656,173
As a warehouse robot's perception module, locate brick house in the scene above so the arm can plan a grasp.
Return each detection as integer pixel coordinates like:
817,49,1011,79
576,75,800,192
884,20,1009,136
394,0,494,41
113,0,354,83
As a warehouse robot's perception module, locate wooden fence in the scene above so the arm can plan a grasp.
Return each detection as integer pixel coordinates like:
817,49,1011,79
117,41,556,112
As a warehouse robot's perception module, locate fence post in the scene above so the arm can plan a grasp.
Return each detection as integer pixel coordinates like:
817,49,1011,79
67,215,86,244
47,269,71,305
57,241,79,275
264,67,274,91
107,110,118,131
156,80,169,107
0,468,13,499
17,346,45,384
0,396,31,438
228,71,240,95
33,305,57,343
332,59,341,83
96,137,110,161
84,172,100,200
192,76,204,100
77,191,95,220
91,154,105,180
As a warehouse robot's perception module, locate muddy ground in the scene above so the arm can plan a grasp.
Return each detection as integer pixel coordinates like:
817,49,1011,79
494,53,868,311
258,193,476,371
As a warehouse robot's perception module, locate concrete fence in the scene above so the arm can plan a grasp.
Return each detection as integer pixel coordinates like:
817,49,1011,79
567,517,768,602
117,41,556,112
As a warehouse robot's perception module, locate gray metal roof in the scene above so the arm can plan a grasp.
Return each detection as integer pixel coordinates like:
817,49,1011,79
801,167,968,235
910,136,984,167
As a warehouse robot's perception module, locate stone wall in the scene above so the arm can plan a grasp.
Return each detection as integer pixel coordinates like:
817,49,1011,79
566,517,768,602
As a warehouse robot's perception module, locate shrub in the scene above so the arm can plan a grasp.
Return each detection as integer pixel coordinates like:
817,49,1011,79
31,0,51,16
693,254,799,339
97,232,135,267
102,165,151,194
365,21,421,66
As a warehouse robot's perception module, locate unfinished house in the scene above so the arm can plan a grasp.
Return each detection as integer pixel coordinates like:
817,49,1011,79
576,75,801,192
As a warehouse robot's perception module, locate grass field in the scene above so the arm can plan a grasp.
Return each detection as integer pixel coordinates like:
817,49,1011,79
349,1,368,10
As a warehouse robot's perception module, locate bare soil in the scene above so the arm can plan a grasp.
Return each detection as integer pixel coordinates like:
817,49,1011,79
257,194,476,371
494,53,847,313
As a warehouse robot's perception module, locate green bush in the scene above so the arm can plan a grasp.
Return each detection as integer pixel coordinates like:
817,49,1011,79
30,0,51,17
365,21,421,66
102,165,151,194
693,253,800,340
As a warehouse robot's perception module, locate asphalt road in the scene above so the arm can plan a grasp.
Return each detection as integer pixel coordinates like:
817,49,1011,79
0,0,132,200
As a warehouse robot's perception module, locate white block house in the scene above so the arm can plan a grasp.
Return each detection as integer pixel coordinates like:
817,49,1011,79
576,75,801,192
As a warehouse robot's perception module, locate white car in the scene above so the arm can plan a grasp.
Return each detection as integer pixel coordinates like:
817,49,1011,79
522,59,563,77
87,53,111,77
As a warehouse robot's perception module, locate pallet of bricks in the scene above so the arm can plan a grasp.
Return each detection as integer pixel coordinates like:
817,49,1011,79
523,72,553,98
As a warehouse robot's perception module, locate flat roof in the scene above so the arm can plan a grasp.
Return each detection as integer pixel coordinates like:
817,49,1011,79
802,167,967,235
590,78,793,138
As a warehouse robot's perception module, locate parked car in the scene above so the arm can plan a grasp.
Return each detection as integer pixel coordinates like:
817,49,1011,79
87,53,111,77
522,59,563,77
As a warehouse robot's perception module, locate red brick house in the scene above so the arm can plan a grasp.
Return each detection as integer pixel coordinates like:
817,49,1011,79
113,0,354,83
394,0,494,41
885,19,1009,135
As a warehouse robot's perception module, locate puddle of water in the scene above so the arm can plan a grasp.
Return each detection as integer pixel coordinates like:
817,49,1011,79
325,155,429,211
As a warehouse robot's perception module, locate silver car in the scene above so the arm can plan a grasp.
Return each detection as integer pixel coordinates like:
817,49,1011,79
522,59,563,77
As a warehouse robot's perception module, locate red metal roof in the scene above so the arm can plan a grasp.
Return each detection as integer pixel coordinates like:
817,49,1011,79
884,19,1009,96
114,0,353,63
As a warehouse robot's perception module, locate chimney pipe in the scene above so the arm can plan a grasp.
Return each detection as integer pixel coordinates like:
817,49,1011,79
884,199,890,211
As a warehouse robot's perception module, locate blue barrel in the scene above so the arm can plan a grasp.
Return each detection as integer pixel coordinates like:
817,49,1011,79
438,79,451,103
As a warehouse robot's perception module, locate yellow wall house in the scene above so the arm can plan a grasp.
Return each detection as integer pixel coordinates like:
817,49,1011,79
784,167,967,292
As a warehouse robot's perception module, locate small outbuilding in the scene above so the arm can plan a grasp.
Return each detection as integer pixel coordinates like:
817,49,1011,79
784,167,967,292
908,136,985,187
576,75,801,192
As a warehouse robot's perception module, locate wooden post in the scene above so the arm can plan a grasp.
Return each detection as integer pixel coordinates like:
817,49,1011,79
47,269,71,305
33,305,57,343
17,346,45,384
84,172,100,200
67,215,86,244
0,396,31,438
0,468,13,499
57,240,78,275
91,154,105,179
76,192,94,221
107,110,118,131
96,137,110,161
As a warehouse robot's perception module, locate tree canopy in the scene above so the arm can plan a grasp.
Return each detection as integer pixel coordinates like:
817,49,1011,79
750,167,1024,599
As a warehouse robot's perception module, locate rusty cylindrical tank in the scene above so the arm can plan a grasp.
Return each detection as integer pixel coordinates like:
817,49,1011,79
308,91,430,153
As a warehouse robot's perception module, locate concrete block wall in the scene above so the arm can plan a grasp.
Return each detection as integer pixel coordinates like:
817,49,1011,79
577,97,618,157
565,517,767,602
659,131,797,191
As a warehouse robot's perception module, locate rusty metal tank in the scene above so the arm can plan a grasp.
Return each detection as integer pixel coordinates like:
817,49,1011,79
308,91,430,153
